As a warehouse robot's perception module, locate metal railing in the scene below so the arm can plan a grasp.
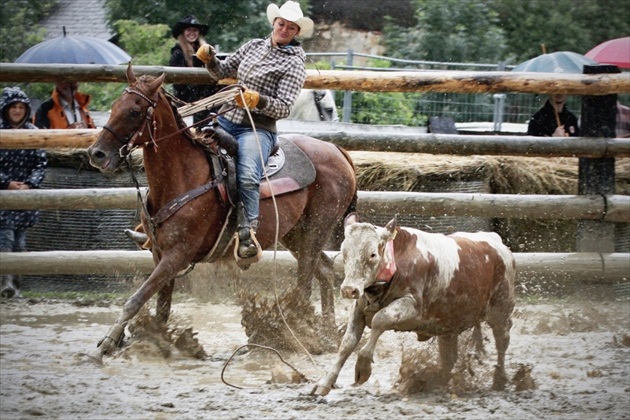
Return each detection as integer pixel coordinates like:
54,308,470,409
304,49,609,129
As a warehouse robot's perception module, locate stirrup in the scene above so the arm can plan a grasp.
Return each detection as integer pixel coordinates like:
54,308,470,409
233,227,262,270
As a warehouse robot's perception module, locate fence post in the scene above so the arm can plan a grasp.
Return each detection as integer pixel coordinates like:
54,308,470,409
576,64,619,252
492,61,507,132
342,48,354,123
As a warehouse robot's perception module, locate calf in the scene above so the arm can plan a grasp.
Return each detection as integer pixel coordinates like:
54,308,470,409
312,214,516,396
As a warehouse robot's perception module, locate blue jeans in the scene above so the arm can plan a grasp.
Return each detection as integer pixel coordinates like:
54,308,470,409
0,228,27,296
218,117,277,224
0,228,27,253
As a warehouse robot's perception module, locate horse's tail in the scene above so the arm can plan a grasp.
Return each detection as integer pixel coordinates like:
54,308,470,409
329,145,358,249
336,144,358,217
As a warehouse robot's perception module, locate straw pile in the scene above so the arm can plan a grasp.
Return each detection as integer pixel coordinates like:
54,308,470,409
350,152,629,252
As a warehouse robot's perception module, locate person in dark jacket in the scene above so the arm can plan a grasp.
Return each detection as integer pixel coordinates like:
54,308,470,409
169,15,220,124
0,87,47,298
527,94,580,137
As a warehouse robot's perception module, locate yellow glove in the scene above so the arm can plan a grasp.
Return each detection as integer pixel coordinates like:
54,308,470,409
235,89,260,109
195,44,216,64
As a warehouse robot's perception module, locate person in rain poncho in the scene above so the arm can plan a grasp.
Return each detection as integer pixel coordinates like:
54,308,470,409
0,87,47,298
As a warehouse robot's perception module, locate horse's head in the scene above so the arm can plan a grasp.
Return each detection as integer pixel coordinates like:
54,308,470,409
88,63,166,172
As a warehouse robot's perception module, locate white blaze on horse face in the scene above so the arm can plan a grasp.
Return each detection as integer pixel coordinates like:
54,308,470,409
404,227,462,300
340,223,385,299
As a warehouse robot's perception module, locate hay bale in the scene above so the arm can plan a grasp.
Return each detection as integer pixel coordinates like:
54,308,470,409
350,152,630,252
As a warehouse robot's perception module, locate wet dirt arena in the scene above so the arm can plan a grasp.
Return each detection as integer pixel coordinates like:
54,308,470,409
1,288,629,419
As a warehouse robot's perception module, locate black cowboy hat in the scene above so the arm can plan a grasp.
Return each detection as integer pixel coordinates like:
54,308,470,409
172,15,209,39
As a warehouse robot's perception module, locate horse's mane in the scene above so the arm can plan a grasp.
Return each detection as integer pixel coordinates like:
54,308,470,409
136,75,200,145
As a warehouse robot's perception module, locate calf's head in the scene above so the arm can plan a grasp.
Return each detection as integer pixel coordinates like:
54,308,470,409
340,214,398,299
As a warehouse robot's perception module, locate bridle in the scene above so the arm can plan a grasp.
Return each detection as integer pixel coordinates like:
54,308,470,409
313,90,329,121
101,86,158,157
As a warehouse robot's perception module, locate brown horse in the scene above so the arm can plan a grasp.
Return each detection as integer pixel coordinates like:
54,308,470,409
87,64,357,362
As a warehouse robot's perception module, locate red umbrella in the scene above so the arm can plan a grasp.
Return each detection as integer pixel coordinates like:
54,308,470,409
585,36,630,69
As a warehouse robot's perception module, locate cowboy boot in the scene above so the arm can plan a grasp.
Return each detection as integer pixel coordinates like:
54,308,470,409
235,202,262,262
238,220,260,259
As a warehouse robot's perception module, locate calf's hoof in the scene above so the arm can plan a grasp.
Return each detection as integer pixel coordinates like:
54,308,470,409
311,384,332,396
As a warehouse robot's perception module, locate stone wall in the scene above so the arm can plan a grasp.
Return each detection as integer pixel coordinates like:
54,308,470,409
305,21,385,64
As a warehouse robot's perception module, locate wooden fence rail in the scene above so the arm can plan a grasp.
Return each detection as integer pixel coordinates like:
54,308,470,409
1,63,629,95
0,250,627,283
1,129,629,158
1,188,629,223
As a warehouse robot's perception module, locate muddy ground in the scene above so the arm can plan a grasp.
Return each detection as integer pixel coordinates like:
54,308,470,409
1,286,629,420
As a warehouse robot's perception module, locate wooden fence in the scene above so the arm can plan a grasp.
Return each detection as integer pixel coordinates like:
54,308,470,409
1,250,628,284
0,63,628,281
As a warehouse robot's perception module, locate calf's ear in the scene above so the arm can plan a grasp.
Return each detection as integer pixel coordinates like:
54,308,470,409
385,214,398,235
344,212,360,227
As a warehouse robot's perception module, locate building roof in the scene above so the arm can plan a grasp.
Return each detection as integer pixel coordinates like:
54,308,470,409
41,0,113,41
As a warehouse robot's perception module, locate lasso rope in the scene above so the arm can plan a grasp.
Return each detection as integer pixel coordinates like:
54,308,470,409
176,86,243,118
217,90,321,390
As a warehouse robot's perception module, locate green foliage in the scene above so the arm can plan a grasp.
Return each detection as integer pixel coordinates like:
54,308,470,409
114,20,171,65
384,0,509,64
105,0,311,52
345,59,426,126
491,0,630,64
350,91,426,126
306,60,332,71
0,0,55,62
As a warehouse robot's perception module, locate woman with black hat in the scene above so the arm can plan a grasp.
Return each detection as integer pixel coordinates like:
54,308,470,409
169,15,219,124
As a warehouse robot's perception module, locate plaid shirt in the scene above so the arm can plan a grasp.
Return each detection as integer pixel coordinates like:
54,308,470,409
207,38,306,132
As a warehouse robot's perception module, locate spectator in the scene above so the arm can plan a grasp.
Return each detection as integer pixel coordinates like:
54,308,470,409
616,101,630,138
0,87,47,298
33,81,95,129
527,94,579,137
169,15,220,124
196,0,313,264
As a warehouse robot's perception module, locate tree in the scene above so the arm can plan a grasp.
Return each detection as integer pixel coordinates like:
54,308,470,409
0,0,55,62
492,0,630,63
383,0,509,64
105,0,311,52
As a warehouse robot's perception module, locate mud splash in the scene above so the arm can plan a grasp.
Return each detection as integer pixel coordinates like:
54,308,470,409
1,295,629,419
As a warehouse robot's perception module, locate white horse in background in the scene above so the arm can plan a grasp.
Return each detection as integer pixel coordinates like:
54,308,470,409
288,89,339,122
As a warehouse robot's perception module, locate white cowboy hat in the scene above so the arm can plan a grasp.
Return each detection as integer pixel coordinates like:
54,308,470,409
266,1,314,38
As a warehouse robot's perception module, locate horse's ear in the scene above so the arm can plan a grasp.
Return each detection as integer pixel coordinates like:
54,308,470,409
126,62,136,84
147,73,166,94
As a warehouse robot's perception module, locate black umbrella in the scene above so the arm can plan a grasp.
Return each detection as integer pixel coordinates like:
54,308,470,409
15,27,131,65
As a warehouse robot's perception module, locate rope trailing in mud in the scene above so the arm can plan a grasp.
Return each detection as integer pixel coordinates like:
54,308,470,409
177,86,244,118
221,344,309,390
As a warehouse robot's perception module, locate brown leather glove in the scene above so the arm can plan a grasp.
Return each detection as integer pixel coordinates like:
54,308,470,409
234,89,260,109
195,44,216,64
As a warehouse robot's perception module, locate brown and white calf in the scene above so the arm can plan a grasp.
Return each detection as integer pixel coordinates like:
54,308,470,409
312,214,516,396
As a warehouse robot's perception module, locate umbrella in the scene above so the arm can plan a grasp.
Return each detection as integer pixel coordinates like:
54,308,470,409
512,51,598,74
512,51,597,136
585,36,630,69
15,27,131,65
